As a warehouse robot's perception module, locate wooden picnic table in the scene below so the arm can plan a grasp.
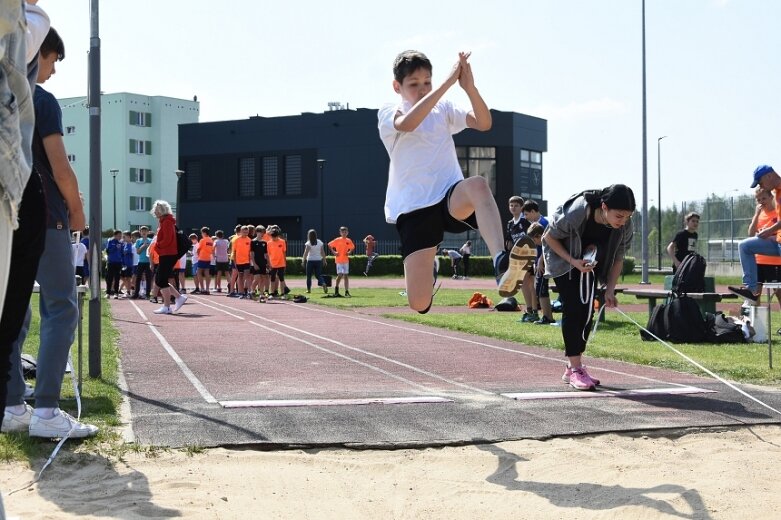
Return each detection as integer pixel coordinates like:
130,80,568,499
623,288,738,318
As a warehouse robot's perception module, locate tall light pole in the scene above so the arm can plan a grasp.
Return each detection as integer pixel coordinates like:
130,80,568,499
657,136,667,270
174,169,184,223
110,168,119,230
317,159,326,234
88,0,102,378
640,0,650,284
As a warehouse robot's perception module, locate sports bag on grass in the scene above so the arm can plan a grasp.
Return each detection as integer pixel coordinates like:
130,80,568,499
672,252,706,295
641,303,667,341
664,295,707,343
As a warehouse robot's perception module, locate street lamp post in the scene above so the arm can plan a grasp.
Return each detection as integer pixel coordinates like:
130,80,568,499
657,136,667,270
317,159,326,234
110,168,119,230
174,169,184,222
640,0,650,284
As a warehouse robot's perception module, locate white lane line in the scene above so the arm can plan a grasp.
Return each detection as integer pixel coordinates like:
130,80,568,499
221,396,453,408
128,300,219,404
281,303,700,389
195,298,495,396
503,386,716,401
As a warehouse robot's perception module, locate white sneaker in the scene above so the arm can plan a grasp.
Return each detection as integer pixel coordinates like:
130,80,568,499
1,403,33,433
29,409,99,439
153,306,172,314
173,294,188,312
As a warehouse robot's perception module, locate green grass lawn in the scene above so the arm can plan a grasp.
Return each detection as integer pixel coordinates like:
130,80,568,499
308,285,781,387
0,294,124,463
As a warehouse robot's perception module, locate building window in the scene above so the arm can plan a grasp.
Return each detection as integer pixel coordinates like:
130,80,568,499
129,196,151,211
67,154,76,163
129,139,152,155
262,156,278,196
456,146,496,193
185,161,202,200
520,148,543,199
239,158,256,197
129,111,152,127
65,126,76,135
285,155,302,196
130,168,152,183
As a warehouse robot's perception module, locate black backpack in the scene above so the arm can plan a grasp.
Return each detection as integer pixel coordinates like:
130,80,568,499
494,296,520,311
641,303,668,341
705,312,746,344
175,226,190,258
664,295,707,343
672,252,707,295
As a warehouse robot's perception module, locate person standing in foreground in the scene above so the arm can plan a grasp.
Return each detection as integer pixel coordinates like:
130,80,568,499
542,185,635,390
378,50,529,313
2,26,97,438
729,165,781,303
150,200,187,314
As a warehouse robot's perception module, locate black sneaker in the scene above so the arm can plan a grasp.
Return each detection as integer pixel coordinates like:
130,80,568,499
534,315,556,325
728,286,759,303
283,286,291,295
344,291,351,298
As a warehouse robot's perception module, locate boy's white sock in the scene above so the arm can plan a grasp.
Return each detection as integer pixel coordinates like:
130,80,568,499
6,404,27,415
33,407,56,419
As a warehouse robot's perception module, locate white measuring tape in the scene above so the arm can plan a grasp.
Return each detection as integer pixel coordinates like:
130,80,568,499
604,306,781,417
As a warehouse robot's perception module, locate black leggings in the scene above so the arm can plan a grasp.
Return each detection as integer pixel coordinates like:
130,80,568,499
0,172,46,419
554,271,595,357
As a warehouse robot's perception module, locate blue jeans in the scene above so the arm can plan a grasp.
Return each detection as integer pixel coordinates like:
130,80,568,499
305,260,324,290
6,228,78,408
739,236,781,291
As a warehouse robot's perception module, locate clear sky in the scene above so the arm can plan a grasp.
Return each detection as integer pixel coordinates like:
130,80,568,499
41,0,778,210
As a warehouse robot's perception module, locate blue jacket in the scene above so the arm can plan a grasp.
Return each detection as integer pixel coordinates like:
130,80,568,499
106,238,124,263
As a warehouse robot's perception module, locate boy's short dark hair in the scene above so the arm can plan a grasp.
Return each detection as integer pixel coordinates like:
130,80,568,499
508,195,524,205
527,222,544,238
522,200,539,213
139,226,149,232
40,27,65,61
340,226,348,232
216,230,224,238
113,230,121,236
201,226,210,235
684,212,700,222
393,50,432,83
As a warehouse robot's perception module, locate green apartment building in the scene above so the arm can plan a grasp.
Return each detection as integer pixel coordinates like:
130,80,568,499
59,93,199,231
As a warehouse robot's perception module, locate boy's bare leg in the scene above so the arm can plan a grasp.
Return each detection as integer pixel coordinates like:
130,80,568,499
344,275,349,293
540,296,553,319
404,247,437,312
447,177,504,255
521,276,535,311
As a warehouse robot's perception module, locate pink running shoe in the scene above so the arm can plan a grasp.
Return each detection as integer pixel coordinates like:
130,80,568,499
566,368,596,390
562,365,600,386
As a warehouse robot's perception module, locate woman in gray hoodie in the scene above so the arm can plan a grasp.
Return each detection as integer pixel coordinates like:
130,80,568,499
543,185,635,390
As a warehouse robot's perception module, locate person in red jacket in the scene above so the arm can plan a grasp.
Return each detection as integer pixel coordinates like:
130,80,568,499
151,200,187,314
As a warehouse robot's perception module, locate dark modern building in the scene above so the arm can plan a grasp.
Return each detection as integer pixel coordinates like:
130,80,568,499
177,108,547,245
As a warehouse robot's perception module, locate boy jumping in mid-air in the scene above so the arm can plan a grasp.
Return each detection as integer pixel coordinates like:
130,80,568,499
378,50,531,313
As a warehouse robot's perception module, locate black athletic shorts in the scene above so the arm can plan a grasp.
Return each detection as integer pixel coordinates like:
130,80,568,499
269,267,285,282
155,255,178,288
395,182,477,260
215,261,230,274
236,263,250,273
251,264,267,276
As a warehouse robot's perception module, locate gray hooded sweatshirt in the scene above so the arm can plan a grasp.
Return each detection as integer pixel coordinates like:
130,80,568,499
543,193,633,285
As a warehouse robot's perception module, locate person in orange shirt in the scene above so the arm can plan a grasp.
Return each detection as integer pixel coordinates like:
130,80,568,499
328,226,355,297
750,187,781,309
233,226,253,299
197,226,214,295
226,224,242,297
147,236,161,303
266,225,288,298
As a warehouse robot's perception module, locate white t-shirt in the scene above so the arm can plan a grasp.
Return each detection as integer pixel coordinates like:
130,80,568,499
303,239,325,261
214,238,230,262
72,242,87,268
378,99,469,223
